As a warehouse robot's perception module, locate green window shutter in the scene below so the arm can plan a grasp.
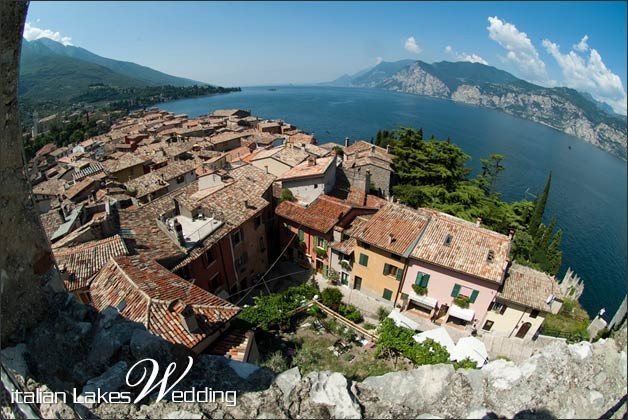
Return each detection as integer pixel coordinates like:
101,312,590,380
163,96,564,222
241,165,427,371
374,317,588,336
395,268,403,281
469,290,479,303
359,253,369,266
415,272,423,285
383,288,393,301
451,284,461,297
298,229,304,240
322,265,328,278
383,264,390,275
324,239,328,250
421,273,430,287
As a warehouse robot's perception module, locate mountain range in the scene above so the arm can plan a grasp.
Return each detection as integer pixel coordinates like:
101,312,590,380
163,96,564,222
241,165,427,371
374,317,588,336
19,38,206,103
324,60,627,159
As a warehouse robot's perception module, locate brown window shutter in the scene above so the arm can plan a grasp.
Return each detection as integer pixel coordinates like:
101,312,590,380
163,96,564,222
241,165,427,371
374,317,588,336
500,304,507,315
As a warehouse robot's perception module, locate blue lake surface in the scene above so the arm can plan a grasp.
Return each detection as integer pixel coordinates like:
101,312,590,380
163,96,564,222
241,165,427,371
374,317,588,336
157,86,627,317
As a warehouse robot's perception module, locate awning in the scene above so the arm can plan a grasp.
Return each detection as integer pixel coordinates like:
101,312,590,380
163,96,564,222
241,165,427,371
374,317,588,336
413,327,456,355
409,293,437,308
448,304,475,322
451,336,489,367
388,309,421,331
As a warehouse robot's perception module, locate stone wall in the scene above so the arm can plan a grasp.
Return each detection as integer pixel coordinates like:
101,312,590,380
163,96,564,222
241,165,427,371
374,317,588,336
1,292,626,419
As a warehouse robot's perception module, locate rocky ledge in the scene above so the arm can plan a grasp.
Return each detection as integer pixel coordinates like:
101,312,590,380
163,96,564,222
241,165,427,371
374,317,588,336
1,292,627,419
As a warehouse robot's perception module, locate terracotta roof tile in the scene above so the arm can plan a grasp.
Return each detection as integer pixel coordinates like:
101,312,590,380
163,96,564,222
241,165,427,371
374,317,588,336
411,212,511,283
55,235,129,292
498,263,563,312
354,202,432,256
276,195,353,233
90,255,240,349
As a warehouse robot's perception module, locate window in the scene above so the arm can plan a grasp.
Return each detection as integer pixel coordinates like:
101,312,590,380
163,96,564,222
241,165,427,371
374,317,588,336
401,293,409,301
341,272,349,285
491,302,507,315
359,253,369,267
382,288,393,301
254,215,262,228
354,276,362,290
232,229,243,245
314,184,318,188
486,250,495,263
451,284,461,297
482,320,494,331
316,236,325,249
444,234,453,246
415,272,431,287
202,248,215,267
530,309,540,318
383,264,403,281
176,175,185,184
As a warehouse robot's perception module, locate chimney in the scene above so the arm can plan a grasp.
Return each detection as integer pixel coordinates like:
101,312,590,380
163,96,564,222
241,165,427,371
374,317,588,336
345,137,350,147
308,156,316,166
386,144,391,153
364,170,371,195
57,206,66,221
173,219,186,246
244,200,249,209
388,233,394,245
476,217,482,227
371,145,375,154
508,228,515,239
264,165,269,174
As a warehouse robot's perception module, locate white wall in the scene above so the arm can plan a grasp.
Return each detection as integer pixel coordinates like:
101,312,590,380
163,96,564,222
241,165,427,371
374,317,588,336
283,161,336,205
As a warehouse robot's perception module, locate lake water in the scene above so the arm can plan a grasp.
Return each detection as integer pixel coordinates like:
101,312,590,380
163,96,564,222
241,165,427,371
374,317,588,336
157,86,627,318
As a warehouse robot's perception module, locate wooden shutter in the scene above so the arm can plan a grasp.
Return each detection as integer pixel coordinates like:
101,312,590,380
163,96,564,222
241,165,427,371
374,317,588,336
470,290,479,303
451,284,461,297
395,268,403,281
488,301,495,311
298,229,304,240
383,264,390,275
383,288,393,301
500,304,508,315
322,265,328,278
323,239,328,250
420,274,430,287
360,253,368,266
415,272,423,285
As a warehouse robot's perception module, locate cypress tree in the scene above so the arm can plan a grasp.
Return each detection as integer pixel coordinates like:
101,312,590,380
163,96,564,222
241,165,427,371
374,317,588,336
547,229,563,275
528,172,552,238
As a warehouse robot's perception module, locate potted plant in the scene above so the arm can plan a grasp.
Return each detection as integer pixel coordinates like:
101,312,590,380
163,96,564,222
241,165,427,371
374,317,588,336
412,284,428,296
454,296,470,308
315,247,327,259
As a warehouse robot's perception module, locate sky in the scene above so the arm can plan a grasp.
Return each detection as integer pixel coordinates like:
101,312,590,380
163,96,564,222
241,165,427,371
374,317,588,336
24,1,628,114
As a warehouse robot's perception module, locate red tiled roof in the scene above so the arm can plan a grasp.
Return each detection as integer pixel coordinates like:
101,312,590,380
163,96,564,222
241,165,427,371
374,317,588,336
498,263,563,312
55,235,129,292
276,195,353,233
208,329,254,362
278,156,335,181
411,212,511,283
354,202,432,256
89,255,240,349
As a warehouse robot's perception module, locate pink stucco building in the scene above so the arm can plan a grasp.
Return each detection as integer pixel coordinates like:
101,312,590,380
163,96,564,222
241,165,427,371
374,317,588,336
397,212,512,328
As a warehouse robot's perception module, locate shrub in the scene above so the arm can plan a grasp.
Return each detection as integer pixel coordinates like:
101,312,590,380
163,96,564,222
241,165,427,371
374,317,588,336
454,296,470,308
338,304,363,323
452,357,478,370
376,319,450,366
321,287,343,309
307,305,324,319
280,189,294,202
363,323,376,330
412,284,428,296
377,307,390,321
315,247,327,259
261,351,289,373
340,260,351,271
238,283,318,330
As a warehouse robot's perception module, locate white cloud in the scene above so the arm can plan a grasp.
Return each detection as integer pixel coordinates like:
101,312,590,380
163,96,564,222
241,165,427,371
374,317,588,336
404,37,421,54
487,16,549,85
444,46,488,65
573,35,589,53
542,38,627,115
23,22,73,46
375,56,383,65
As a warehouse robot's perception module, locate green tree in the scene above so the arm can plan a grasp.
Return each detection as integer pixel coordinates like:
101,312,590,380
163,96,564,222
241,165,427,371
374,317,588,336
528,172,552,238
321,287,343,310
478,154,505,197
